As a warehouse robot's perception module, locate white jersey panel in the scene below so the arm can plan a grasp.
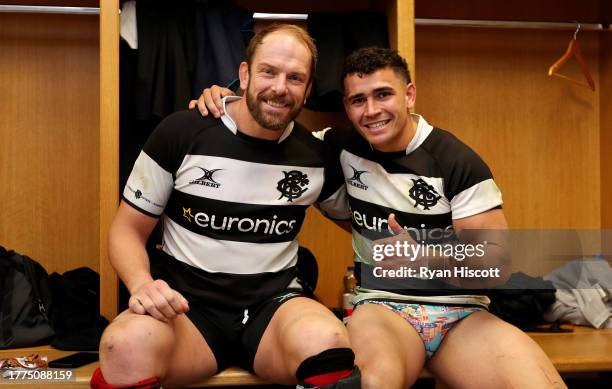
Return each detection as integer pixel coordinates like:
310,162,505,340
175,154,324,206
451,179,503,219
341,150,450,215
124,151,174,216
162,215,299,274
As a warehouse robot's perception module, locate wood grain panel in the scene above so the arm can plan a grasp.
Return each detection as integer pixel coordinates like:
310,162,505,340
600,31,612,258
416,26,600,229
0,13,99,273
99,0,119,320
387,0,415,84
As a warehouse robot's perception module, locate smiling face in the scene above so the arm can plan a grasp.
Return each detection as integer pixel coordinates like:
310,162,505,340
343,67,416,152
239,31,312,132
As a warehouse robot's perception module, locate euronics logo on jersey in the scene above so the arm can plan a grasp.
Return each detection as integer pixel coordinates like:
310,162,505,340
346,165,369,190
189,167,223,188
352,209,454,241
409,178,441,210
182,207,297,236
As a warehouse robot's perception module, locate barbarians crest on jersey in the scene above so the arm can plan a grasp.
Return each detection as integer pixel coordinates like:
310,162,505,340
409,178,441,210
277,170,309,202
346,165,369,190
190,167,222,188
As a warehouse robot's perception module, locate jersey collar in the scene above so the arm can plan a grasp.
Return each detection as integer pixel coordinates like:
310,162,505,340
404,114,434,155
220,96,295,144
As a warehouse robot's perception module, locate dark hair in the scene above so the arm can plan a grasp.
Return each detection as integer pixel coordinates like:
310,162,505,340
342,46,411,83
245,23,317,81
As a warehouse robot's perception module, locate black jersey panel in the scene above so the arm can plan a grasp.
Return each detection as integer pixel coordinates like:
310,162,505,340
143,110,220,173
155,249,298,309
165,191,307,243
183,123,331,168
420,128,495,200
349,196,453,241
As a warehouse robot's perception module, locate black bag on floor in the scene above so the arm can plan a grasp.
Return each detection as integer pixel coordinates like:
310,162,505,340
0,245,54,349
488,272,557,329
49,267,109,351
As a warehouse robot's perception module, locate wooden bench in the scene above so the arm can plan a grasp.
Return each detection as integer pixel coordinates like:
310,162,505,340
2,326,611,388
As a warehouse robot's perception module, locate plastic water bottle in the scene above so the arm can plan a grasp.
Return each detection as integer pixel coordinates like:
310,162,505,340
342,266,357,322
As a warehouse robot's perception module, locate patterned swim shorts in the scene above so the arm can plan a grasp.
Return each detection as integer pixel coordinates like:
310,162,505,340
355,300,484,359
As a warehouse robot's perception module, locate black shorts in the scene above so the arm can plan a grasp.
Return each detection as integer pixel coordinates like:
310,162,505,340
151,251,308,371
185,289,306,371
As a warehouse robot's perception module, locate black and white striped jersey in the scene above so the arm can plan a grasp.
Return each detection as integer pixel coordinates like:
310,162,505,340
321,114,503,298
123,105,346,307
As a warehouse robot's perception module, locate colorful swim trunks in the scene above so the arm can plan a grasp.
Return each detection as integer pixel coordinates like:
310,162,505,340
355,300,484,359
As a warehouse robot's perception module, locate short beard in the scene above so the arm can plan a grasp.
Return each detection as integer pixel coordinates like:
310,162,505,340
245,84,301,131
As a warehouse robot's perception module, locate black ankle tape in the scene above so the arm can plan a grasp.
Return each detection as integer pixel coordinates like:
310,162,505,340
295,348,355,381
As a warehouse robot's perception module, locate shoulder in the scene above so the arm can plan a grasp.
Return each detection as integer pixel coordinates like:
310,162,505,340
422,128,485,167
421,128,492,179
146,110,223,152
421,128,496,199
287,122,331,151
154,109,222,139
314,126,365,154
143,110,224,172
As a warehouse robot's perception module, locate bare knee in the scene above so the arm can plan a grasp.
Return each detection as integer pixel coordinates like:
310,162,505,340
360,360,408,389
290,313,350,354
100,314,174,384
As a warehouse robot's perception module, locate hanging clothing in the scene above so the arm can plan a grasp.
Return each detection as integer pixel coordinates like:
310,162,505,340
120,1,138,49
306,12,389,112
135,1,197,121
193,2,252,97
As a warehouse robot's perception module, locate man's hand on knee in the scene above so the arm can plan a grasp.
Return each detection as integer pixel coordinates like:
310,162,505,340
128,279,189,322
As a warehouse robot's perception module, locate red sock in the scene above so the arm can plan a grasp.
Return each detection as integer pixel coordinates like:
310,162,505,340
90,367,160,389
303,369,353,387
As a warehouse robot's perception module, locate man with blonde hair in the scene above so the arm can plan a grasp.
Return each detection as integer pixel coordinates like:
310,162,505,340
92,24,360,389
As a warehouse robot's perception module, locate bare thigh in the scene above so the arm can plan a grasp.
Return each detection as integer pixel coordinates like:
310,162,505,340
100,310,217,387
428,311,566,389
347,304,426,389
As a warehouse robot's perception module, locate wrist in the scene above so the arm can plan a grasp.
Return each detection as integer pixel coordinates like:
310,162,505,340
127,275,155,295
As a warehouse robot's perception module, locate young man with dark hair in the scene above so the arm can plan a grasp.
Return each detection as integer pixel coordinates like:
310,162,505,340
328,46,566,389
193,45,565,389
92,24,360,389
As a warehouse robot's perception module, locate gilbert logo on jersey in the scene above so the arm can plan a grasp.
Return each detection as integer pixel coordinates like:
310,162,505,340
189,167,223,188
346,165,369,190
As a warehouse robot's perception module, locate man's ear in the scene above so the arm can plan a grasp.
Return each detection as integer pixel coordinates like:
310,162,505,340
304,82,313,103
342,96,350,113
239,62,249,90
406,83,417,110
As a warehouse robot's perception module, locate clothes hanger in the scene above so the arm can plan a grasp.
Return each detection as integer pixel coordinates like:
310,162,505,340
547,23,595,91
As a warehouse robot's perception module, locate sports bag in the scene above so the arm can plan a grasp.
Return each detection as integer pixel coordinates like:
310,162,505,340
0,246,54,349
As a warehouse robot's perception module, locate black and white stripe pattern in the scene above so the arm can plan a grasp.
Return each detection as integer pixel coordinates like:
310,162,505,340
123,108,345,304
323,114,503,267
